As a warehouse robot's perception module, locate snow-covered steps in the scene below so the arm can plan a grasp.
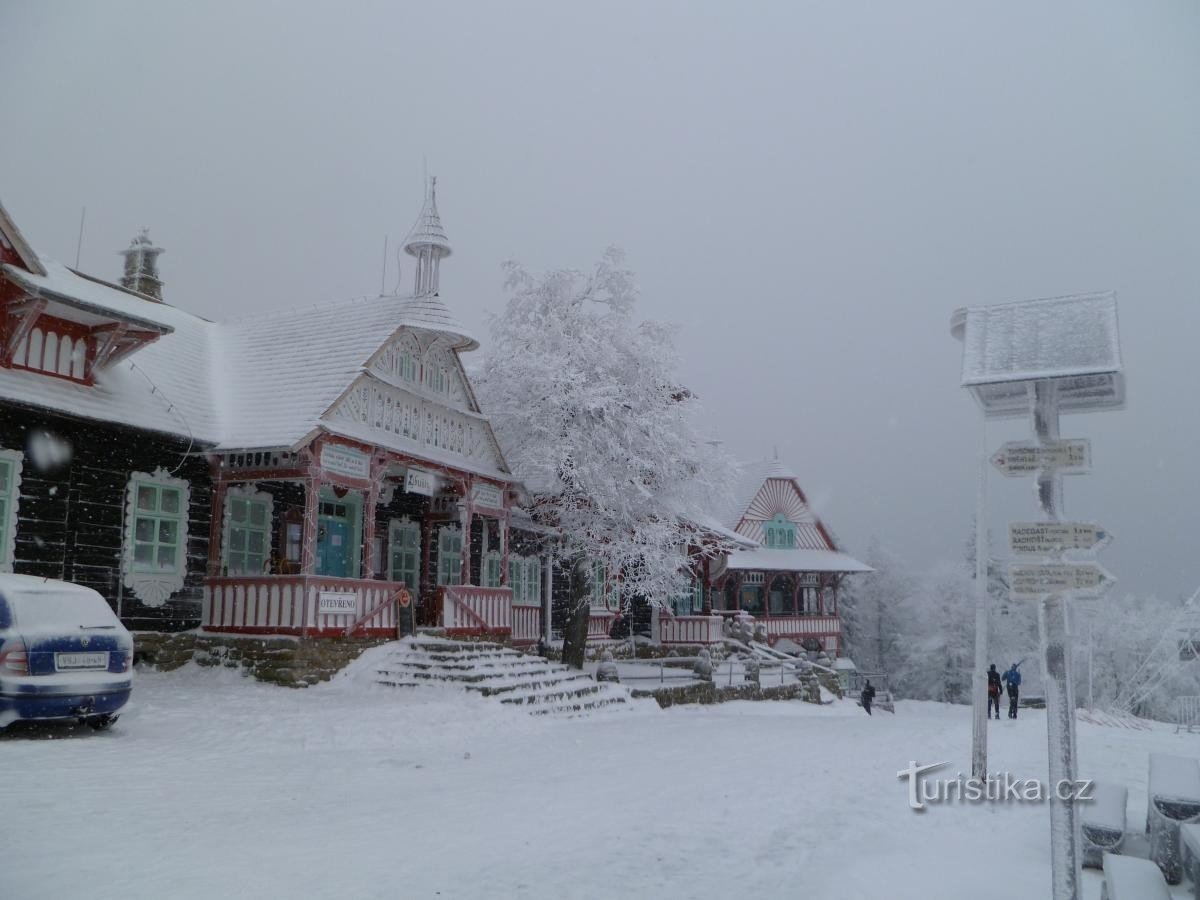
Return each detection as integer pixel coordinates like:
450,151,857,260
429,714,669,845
373,637,647,717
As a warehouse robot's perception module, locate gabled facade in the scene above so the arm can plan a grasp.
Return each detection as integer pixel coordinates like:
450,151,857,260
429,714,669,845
0,184,553,642
708,458,869,654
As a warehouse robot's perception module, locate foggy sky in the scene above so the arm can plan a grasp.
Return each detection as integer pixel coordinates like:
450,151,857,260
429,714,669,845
2,1,1198,602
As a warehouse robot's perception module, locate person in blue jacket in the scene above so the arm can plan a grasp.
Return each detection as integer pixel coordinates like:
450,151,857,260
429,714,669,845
1003,663,1022,719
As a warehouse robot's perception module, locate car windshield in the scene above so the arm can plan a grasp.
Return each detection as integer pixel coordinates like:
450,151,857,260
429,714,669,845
6,590,118,632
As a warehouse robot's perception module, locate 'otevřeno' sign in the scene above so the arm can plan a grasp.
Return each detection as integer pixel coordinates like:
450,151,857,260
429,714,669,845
318,592,357,615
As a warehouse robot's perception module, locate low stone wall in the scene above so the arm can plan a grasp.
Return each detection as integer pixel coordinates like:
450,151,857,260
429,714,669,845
133,631,386,687
633,681,813,708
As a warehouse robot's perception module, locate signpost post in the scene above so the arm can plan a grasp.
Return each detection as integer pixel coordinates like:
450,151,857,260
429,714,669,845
952,292,1124,900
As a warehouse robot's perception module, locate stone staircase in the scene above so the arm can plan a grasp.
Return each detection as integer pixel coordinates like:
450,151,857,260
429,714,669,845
373,637,644,717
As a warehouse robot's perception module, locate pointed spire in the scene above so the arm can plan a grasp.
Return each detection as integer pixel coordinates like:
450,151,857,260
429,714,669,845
120,227,165,300
403,176,452,296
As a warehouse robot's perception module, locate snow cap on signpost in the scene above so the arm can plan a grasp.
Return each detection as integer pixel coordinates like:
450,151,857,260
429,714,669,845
950,291,1123,419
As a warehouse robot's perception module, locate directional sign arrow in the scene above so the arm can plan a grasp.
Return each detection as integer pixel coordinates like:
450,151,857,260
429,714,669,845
1009,562,1116,599
990,439,1091,477
1009,522,1111,556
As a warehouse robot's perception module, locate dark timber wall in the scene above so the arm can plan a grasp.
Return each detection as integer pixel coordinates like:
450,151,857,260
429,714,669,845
0,403,212,631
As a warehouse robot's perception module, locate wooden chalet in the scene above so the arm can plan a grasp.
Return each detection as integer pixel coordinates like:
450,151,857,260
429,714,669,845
0,185,552,643
708,458,869,653
624,459,869,651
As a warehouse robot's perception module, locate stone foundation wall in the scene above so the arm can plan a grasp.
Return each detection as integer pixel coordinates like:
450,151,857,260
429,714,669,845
133,632,386,687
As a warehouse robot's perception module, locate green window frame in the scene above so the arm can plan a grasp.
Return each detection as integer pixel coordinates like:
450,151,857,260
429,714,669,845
508,555,525,601
590,562,614,610
764,514,796,549
523,558,541,605
131,479,185,574
483,550,502,588
226,494,271,575
0,450,21,572
437,525,462,586
388,519,421,591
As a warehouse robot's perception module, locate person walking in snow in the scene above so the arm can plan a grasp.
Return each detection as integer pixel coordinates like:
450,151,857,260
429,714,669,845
1003,663,1022,719
861,679,876,716
987,664,1003,719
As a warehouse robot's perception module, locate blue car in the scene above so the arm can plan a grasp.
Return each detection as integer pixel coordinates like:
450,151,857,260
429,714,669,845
0,574,133,731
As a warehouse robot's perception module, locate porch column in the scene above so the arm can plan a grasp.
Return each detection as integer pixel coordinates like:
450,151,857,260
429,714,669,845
459,495,473,586
300,475,319,575
361,456,382,579
499,517,509,586
207,476,228,577
543,550,553,642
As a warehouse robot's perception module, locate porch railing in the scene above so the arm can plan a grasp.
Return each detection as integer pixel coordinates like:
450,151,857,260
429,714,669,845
652,609,724,645
203,575,408,636
441,586,513,636
511,603,542,644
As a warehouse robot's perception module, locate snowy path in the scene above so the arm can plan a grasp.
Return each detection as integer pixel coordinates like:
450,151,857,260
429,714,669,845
3,661,1196,899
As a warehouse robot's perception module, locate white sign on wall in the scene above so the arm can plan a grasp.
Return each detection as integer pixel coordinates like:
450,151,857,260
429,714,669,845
471,482,504,510
318,591,357,616
405,468,437,496
320,444,370,480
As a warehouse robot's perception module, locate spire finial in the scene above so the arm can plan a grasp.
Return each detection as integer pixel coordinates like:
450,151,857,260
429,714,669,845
403,174,452,296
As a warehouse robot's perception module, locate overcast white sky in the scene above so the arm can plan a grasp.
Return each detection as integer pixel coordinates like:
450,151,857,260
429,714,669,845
2,1,1198,600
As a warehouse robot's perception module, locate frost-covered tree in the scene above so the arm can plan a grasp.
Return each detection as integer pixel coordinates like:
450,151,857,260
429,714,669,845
475,249,735,667
892,561,975,703
840,537,911,676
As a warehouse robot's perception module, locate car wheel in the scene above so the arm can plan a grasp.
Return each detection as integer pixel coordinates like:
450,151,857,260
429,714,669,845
88,714,119,731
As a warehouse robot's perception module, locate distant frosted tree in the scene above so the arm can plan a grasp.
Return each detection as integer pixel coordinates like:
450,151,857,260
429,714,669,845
840,537,911,676
893,561,975,703
475,249,735,667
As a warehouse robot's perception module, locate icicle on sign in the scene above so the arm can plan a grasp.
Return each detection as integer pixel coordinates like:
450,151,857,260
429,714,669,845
320,444,370,479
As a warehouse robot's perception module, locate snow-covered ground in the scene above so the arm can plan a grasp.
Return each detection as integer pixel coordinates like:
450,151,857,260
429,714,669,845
4,647,1196,899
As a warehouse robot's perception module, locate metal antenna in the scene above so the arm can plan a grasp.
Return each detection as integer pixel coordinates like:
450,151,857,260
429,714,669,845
381,235,389,295
74,206,86,268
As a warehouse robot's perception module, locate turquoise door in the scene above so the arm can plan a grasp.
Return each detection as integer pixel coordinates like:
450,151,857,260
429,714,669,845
318,517,352,577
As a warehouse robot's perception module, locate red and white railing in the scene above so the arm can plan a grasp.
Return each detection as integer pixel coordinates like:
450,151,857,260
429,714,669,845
654,610,724,645
441,586,513,636
511,604,543,644
759,615,840,639
588,610,618,641
203,575,408,637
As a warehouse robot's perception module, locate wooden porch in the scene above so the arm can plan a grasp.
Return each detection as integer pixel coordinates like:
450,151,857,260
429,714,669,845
203,574,410,637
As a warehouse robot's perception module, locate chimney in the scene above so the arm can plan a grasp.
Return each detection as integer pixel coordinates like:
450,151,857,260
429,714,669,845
120,228,165,300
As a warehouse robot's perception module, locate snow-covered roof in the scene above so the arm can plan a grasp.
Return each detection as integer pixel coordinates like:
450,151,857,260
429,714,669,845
724,548,872,573
692,516,758,550
722,457,798,530
951,292,1125,417
396,294,477,351
3,260,176,332
216,293,417,450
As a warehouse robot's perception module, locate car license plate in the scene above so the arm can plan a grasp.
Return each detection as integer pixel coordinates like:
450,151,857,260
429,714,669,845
55,652,109,671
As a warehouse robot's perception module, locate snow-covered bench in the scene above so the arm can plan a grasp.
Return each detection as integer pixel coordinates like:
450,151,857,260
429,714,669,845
1100,853,1171,900
1181,823,1200,898
1147,753,1200,884
1082,781,1127,869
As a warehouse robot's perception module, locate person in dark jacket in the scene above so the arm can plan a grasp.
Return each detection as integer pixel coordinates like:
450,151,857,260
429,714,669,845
987,664,1003,719
861,679,876,716
1003,663,1022,719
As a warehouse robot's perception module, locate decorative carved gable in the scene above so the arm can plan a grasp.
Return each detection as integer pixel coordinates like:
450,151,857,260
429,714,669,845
366,329,475,412
737,477,832,550
324,374,508,475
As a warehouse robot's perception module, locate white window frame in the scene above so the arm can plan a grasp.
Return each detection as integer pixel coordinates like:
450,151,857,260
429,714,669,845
221,484,274,575
123,467,190,607
437,524,462,586
0,449,23,573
